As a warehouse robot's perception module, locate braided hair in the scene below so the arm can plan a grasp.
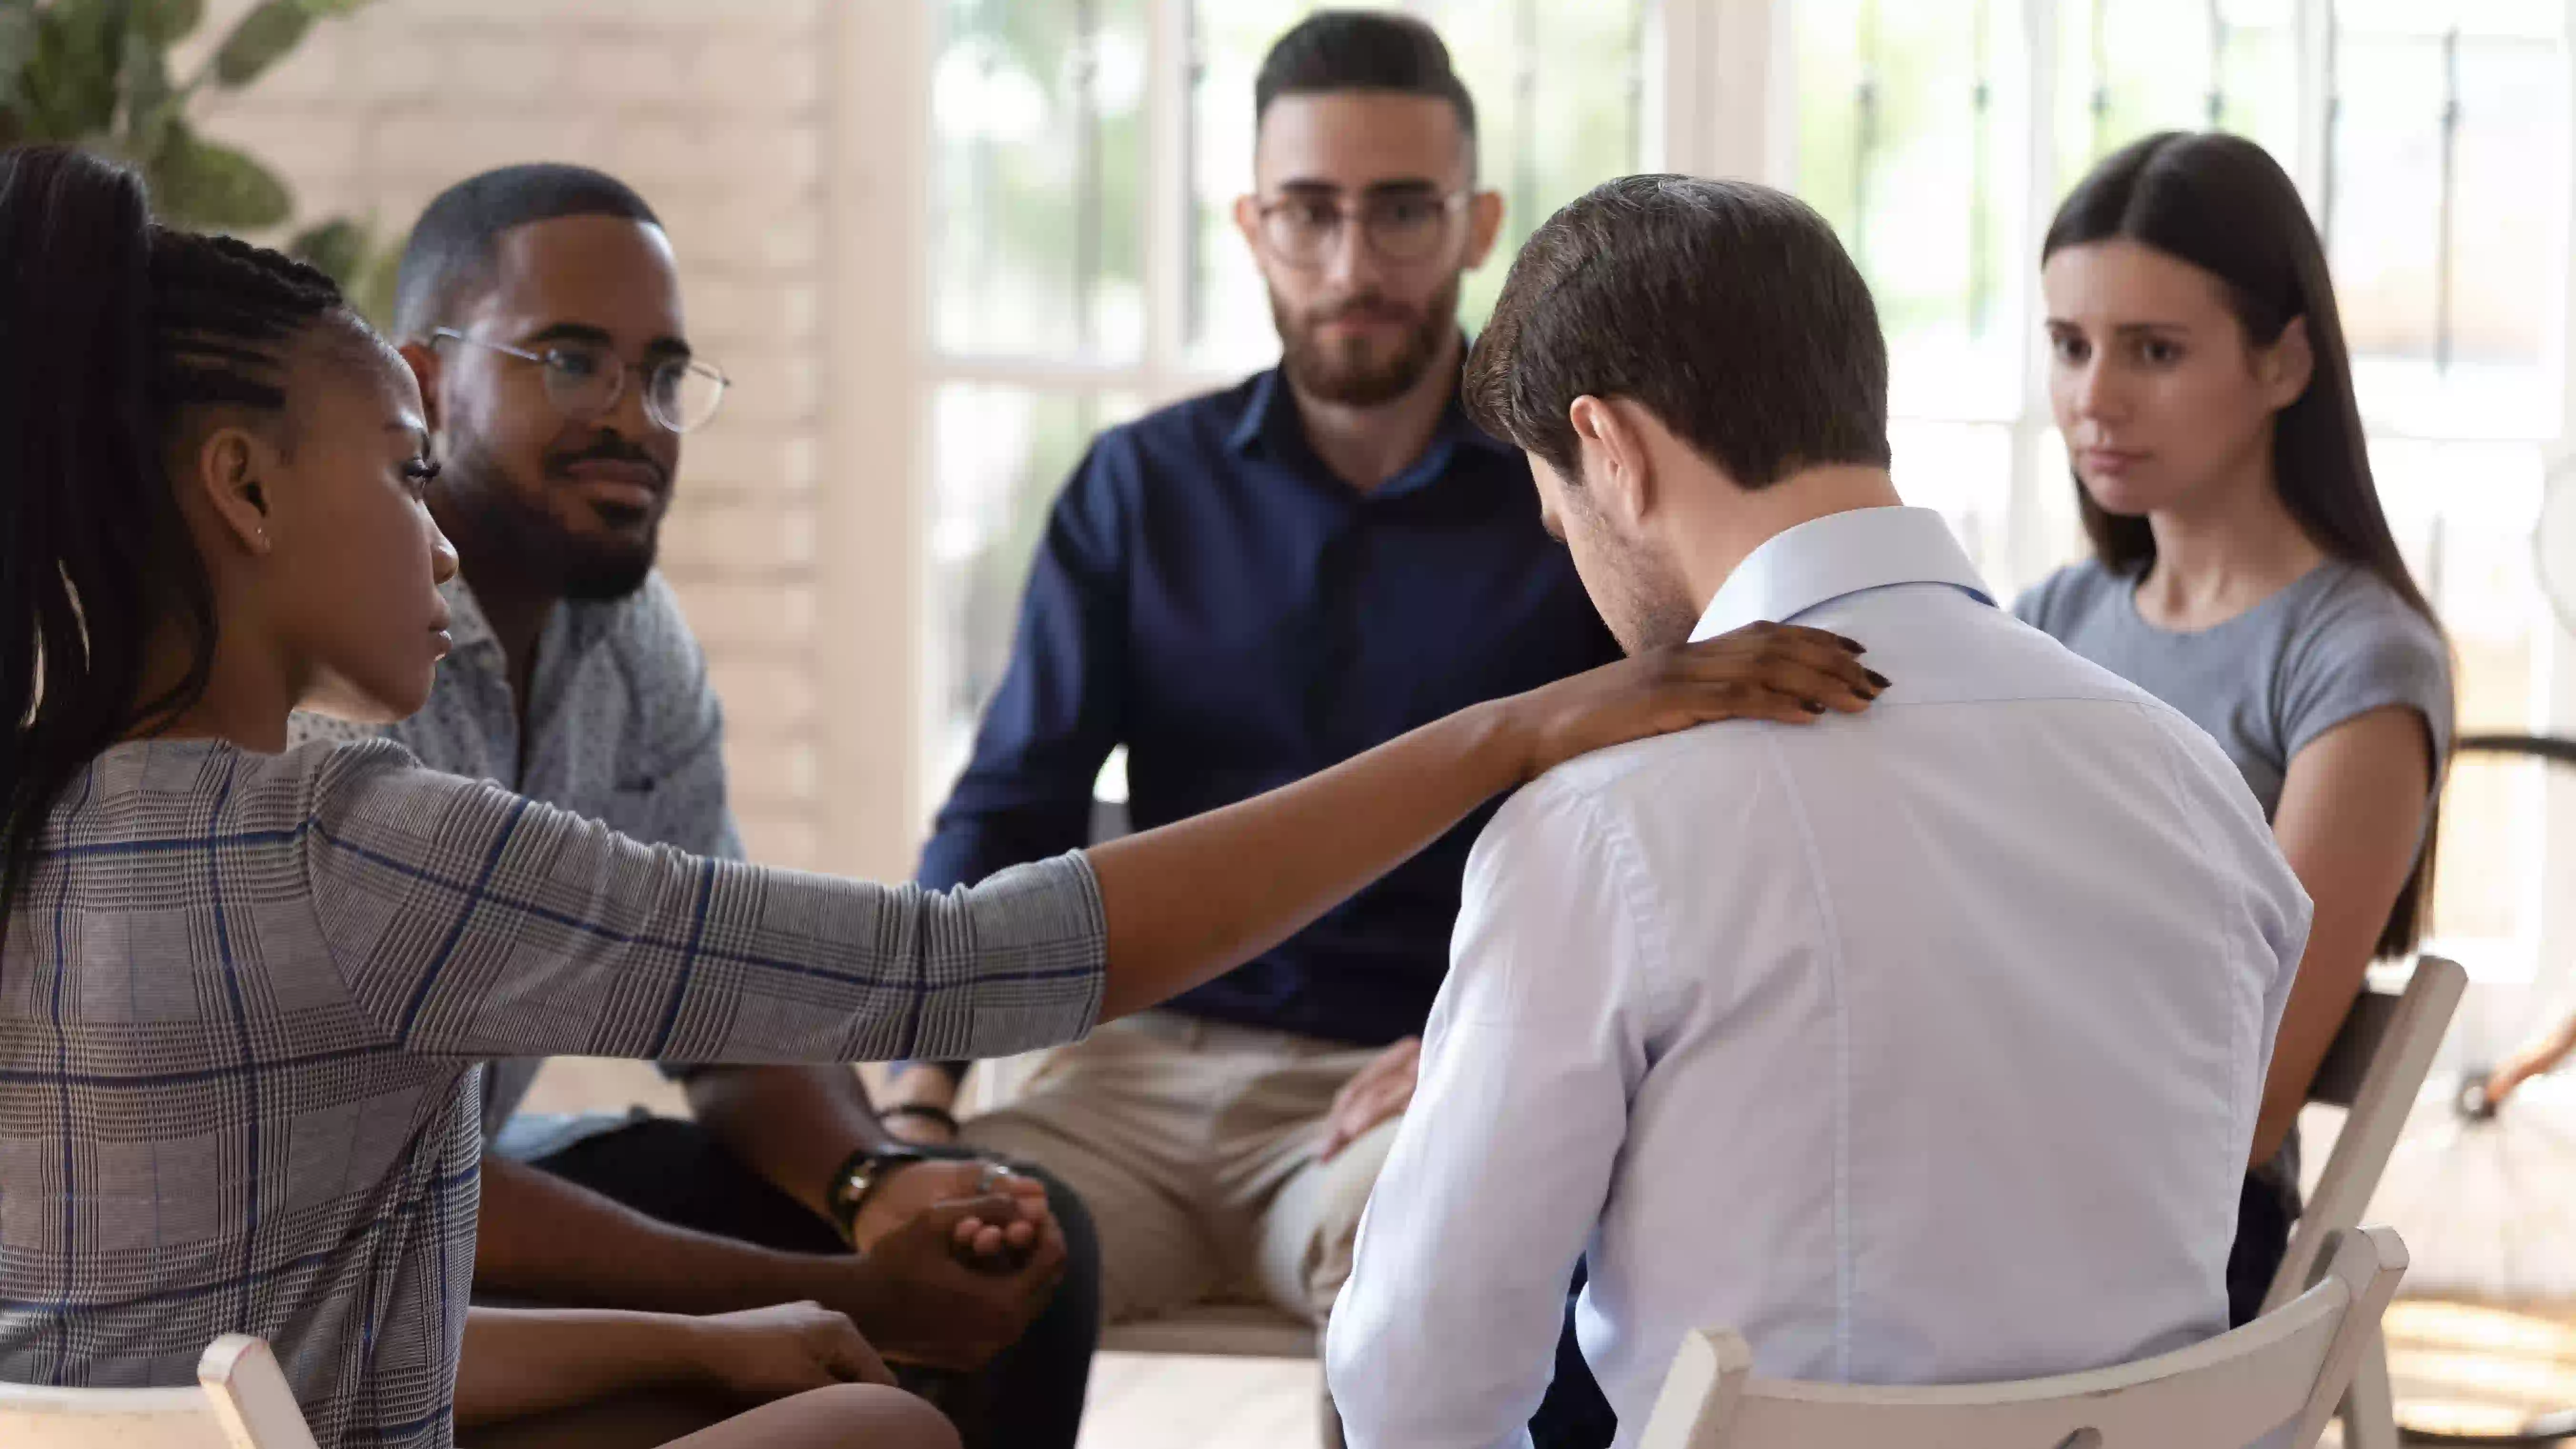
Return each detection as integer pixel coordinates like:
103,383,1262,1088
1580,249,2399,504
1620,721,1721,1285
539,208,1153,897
0,144,354,922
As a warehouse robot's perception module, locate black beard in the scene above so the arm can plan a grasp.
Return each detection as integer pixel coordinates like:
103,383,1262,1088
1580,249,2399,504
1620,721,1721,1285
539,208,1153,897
432,437,659,603
1275,272,1461,408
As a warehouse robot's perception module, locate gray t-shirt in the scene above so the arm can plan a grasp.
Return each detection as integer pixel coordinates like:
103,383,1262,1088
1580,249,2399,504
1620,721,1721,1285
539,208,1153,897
2013,558,2453,822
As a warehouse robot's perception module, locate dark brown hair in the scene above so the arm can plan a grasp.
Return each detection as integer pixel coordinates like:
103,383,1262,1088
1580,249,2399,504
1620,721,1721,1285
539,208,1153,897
1256,10,1475,141
2046,131,2447,957
1466,173,1891,490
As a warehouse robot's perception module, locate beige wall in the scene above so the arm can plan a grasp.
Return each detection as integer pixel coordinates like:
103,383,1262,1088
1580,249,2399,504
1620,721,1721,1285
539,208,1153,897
192,0,928,878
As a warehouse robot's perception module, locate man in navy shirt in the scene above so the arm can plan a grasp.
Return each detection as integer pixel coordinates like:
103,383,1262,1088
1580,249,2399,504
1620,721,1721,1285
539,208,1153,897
885,9,1619,1374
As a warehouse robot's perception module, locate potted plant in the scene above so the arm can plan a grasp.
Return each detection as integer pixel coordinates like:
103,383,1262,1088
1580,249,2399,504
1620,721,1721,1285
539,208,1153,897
0,0,395,319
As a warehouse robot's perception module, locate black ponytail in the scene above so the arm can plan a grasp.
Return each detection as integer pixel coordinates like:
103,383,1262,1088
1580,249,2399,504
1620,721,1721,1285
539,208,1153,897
0,145,348,923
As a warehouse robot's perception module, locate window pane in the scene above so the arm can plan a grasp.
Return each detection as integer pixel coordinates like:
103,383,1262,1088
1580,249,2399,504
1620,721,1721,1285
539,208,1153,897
2334,2,2567,436
931,0,1148,362
2021,425,2093,598
2371,439,2548,974
1797,0,2031,419
2328,27,2446,377
1890,420,2013,585
2056,0,2298,185
1187,0,1647,370
1187,0,1318,372
925,386,1144,796
1410,0,1648,329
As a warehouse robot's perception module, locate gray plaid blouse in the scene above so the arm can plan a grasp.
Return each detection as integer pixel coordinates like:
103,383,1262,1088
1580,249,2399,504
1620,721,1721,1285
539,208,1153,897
0,736,1106,1448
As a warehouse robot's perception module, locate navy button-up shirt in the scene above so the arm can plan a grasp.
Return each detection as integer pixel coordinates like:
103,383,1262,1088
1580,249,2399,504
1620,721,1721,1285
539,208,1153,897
918,366,1620,1046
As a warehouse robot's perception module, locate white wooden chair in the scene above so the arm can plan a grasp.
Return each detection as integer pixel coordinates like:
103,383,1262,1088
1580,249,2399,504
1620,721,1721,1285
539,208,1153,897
2259,954,2468,1449
0,1335,320,1449
1101,1304,1320,1358
1638,1225,2408,1449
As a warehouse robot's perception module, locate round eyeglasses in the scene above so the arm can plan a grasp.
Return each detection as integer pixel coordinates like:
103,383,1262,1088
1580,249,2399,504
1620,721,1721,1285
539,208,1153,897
1254,190,1470,269
431,328,730,434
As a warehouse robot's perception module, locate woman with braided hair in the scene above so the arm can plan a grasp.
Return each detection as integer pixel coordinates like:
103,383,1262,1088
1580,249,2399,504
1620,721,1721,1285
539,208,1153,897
0,144,1885,1448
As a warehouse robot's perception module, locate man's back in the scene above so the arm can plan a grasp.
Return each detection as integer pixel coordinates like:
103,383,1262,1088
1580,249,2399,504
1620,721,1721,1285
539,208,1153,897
1328,510,2310,1449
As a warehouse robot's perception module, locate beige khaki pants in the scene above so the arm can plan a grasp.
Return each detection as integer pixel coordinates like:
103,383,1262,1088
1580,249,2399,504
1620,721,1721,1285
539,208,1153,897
960,1011,1402,1327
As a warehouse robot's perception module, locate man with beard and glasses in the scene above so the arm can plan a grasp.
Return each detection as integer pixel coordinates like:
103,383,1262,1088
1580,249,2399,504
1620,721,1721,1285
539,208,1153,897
292,164,1103,1449
883,14,1622,1440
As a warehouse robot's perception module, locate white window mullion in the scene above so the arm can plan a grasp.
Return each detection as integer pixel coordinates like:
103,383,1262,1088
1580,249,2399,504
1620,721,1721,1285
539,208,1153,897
2294,0,2335,220
1645,0,1779,181
1144,0,1195,396
2005,0,2063,593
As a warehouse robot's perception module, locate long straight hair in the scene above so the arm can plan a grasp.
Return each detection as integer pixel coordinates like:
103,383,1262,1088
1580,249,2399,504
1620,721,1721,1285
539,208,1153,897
0,145,346,926
2044,131,2447,958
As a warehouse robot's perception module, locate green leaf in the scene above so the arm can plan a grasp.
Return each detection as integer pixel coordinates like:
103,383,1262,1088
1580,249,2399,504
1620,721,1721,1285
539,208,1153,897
20,0,123,137
150,127,293,230
211,0,310,87
288,216,367,285
119,25,178,159
348,226,403,329
132,0,204,47
0,3,37,113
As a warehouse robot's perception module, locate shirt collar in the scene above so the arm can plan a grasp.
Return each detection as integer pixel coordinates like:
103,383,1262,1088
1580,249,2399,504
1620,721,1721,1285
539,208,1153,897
1690,506,1995,643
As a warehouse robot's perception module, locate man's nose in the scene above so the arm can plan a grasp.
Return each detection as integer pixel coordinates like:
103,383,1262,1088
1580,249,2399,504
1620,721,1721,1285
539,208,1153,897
1322,214,1385,292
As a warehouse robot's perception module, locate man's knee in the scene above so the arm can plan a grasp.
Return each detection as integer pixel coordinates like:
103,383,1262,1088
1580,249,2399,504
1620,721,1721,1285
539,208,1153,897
1312,1119,1401,1244
1287,1119,1403,1320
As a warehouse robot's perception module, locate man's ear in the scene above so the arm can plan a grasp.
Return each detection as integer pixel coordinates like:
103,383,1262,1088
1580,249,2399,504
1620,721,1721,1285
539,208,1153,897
1463,188,1506,269
188,424,278,558
1567,395,1655,528
400,340,444,436
1232,193,1265,260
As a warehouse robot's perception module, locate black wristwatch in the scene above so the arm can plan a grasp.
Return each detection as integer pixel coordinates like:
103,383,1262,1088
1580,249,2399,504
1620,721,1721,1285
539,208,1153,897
827,1144,933,1243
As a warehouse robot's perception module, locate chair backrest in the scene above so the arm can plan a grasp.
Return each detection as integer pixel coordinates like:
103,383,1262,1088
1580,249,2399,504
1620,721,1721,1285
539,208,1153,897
1640,1226,2408,1449
2261,955,2466,1316
0,1336,320,1449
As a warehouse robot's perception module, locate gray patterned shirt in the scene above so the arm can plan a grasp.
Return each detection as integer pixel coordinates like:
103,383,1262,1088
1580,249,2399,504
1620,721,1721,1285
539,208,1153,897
0,738,1106,1448
292,572,741,1138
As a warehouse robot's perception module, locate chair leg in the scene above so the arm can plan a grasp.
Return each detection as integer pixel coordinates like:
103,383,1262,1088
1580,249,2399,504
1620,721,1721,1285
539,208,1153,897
1319,1375,1347,1449
2337,1329,2398,1449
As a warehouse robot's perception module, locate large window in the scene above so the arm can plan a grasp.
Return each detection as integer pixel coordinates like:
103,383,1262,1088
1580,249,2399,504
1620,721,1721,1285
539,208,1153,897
916,0,2576,986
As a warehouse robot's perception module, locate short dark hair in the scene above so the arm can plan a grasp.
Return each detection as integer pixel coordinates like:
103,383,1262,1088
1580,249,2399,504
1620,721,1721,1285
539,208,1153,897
392,163,661,341
1255,10,1476,142
1466,174,1891,490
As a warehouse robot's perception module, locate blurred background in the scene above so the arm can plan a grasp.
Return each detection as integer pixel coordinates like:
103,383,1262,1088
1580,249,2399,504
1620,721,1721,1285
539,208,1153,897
20,0,2576,1441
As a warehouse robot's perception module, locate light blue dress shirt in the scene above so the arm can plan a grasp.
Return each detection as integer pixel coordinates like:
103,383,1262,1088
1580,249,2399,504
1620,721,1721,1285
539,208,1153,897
1326,506,2312,1449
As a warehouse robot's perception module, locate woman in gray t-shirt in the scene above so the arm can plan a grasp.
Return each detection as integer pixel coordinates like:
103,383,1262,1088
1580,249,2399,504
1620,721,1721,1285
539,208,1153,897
2016,131,2454,1328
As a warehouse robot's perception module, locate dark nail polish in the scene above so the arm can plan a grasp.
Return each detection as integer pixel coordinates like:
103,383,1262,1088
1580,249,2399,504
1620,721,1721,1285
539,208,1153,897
1865,669,1891,690
1804,698,1827,713
1838,636,1866,653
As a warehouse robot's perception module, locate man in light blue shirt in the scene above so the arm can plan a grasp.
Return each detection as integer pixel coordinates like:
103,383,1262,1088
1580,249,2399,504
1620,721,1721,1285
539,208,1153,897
1325,176,2312,1449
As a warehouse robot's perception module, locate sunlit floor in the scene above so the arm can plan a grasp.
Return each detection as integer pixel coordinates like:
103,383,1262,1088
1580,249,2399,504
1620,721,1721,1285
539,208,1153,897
1078,1354,1322,1449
